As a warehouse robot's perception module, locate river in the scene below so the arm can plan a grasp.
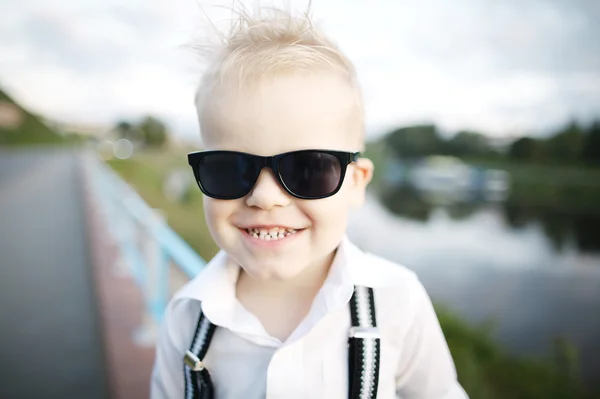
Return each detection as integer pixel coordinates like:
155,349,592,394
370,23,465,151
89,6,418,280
347,190,600,389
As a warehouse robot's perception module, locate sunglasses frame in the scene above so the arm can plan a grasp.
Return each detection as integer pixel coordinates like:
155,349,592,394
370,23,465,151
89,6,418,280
187,149,360,200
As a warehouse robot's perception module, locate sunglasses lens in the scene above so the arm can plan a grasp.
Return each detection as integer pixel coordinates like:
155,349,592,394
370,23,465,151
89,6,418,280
279,151,342,198
197,153,259,198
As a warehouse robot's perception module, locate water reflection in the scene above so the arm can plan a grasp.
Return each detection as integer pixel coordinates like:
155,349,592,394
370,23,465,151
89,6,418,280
505,203,600,254
380,184,600,254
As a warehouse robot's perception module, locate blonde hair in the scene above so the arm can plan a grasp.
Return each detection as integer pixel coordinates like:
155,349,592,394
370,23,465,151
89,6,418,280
192,3,364,137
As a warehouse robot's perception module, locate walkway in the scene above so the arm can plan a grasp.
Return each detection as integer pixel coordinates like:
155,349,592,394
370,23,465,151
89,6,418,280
0,148,154,399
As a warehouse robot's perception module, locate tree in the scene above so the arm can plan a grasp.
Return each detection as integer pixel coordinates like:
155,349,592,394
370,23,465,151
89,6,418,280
138,116,167,147
115,120,133,136
384,125,443,159
509,137,541,161
444,131,492,158
582,120,600,164
114,120,143,143
544,121,584,163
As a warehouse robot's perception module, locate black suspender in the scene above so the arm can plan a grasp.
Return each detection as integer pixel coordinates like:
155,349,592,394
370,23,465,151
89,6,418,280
183,311,217,399
348,286,380,399
184,285,380,399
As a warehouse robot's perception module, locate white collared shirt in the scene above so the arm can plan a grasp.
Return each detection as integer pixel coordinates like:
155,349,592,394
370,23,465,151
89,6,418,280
151,237,468,399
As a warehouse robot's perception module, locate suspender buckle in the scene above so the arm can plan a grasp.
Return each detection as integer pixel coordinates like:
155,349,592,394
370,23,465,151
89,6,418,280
348,326,381,339
184,350,205,371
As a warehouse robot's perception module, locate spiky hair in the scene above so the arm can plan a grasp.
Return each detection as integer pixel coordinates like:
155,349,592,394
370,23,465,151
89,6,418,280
192,3,364,135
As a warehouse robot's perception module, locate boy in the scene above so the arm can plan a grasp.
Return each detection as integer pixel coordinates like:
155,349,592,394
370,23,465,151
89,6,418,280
151,6,468,399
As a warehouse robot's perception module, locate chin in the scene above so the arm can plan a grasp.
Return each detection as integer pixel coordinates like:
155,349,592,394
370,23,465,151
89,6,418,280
246,261,304,281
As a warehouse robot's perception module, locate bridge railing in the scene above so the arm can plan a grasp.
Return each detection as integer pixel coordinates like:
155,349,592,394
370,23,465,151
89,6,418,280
85,154,206,343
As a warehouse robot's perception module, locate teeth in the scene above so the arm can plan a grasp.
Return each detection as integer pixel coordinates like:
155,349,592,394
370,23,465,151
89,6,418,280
245,227,298,240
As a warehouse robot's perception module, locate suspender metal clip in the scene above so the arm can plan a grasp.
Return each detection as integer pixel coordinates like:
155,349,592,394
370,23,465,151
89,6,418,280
348,326,381,339
184,350,205,371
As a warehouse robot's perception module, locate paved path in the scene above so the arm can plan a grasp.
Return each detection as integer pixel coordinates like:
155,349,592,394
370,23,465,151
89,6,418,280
0,148,108,399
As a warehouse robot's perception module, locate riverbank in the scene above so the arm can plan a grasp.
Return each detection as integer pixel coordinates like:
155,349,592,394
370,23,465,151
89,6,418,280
364,140,600,214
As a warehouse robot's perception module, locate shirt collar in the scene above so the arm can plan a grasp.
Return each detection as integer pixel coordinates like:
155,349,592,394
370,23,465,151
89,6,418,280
175,249,236,303
320,235,355,312
174,235,368,329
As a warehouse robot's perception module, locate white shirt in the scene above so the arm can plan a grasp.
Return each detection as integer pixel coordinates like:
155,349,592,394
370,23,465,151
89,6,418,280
151,236,468,399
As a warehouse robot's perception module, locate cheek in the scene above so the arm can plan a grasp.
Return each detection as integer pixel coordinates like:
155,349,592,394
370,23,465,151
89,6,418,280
302,194,351,233
203,197,237,231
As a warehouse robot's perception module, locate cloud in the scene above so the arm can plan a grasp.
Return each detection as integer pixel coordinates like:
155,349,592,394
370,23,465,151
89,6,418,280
0,0,599,139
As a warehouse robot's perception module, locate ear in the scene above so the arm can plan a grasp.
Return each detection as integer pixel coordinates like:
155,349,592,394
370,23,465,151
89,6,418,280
349,157,374,208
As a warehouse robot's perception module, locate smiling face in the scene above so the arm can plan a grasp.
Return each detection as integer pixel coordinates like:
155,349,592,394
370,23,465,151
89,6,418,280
198,72,373,281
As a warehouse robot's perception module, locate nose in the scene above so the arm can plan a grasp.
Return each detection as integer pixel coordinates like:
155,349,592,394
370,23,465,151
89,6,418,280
245,168,291,209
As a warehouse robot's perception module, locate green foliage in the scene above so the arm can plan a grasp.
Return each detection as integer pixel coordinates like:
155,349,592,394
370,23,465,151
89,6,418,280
509,137,542,161
436,306,596,399
378,118,600,166
382,125,498,160
385,124,443,159
444,130,493,158
138,116,167,147
113,116,168,148
582,121,600,164
544,121,585,163
383,125,499,159
114,120,144,143
505,120,599,165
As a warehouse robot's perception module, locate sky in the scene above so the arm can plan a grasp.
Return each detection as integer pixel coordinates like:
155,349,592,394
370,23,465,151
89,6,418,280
1,0,599,141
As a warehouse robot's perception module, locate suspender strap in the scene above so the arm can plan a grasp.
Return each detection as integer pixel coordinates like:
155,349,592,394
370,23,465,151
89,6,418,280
348,286,380,399
184,308,217,399
184,285,380,399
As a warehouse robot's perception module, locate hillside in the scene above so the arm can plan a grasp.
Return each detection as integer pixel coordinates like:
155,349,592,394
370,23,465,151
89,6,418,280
0,88,64,146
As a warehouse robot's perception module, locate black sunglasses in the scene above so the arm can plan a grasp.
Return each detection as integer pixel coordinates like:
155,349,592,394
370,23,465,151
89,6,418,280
187,149,360,200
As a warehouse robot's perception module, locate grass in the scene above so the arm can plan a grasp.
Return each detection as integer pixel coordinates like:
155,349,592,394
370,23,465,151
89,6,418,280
108,149,598,399
107,149,219,260
437,306,592,399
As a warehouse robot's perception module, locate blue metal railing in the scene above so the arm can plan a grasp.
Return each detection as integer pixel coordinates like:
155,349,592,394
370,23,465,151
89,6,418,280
85,153,206,328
